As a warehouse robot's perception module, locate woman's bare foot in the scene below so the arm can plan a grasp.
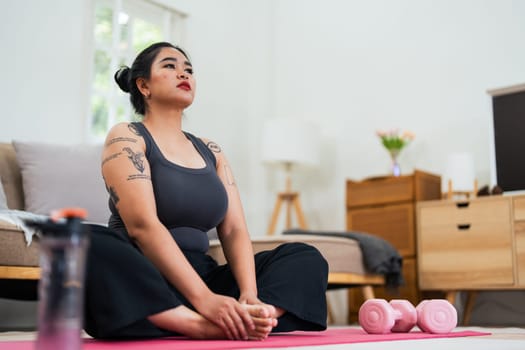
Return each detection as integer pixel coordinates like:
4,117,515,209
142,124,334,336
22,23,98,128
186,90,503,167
149,305,225,339
242,304,278,340
274,306,285,318
149,304,278,340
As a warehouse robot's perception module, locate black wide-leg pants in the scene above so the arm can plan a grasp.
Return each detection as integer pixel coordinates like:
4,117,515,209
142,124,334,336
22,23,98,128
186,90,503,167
83,225,328,339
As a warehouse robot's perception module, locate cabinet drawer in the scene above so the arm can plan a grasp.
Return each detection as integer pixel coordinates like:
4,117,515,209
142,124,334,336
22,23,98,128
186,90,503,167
514,196,525,221
347,203,414,256
418,197,511,229
347,176,413,208
418,220,514,289
419,255,514,289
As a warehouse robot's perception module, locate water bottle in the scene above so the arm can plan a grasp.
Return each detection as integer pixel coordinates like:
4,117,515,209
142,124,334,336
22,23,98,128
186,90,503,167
26,208,90,350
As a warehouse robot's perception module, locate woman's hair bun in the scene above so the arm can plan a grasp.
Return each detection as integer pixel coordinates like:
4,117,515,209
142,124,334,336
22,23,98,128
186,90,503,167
114,66,131,93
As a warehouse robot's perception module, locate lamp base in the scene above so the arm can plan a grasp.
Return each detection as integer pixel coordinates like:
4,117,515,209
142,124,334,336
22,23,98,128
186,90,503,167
267,191,308,235
446,179,478,200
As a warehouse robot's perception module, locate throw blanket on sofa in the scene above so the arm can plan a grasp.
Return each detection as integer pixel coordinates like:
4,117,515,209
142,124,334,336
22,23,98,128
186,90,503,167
0,209,48,245
283,228,404,290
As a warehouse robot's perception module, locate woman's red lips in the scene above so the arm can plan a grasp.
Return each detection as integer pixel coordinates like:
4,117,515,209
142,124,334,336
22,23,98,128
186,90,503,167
177,82,191,90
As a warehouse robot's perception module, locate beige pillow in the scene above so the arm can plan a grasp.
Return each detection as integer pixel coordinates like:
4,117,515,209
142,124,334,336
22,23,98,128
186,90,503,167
13,141,110,224
0,182,7,210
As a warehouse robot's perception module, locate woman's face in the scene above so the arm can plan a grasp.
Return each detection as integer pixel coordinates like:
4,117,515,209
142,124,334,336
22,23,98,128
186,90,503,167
146,47,196,109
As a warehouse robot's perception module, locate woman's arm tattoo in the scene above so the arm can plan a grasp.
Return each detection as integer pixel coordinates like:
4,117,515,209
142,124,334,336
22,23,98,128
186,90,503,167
108,186,120,205
106,137,138,146
206,141,221,153
128,123,141,136
123,147,145,173
102,152,122,167
127,174,151,181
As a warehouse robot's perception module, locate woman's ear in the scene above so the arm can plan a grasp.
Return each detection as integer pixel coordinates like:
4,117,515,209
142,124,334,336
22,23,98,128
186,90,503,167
136,77,150,99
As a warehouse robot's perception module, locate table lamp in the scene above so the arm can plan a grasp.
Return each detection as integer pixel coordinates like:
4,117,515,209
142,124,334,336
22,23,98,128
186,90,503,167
261,118,320,235
444,152,478,199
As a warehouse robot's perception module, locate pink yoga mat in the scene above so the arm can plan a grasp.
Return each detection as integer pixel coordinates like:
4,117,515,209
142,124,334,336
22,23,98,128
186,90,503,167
0,328,490,350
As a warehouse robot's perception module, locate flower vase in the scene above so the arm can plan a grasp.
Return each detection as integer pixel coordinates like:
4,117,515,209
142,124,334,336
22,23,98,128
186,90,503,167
389,149,401,177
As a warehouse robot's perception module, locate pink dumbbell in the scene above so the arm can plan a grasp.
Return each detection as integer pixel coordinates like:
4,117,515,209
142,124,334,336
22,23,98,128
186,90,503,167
359,299,417,334
416,299,457,334
359,298,458,334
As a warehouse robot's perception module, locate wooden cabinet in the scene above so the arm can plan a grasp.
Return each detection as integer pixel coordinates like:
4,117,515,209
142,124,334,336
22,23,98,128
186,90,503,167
513,196,525,286
346,170,441,322
417,195,525,290
347,203,415,256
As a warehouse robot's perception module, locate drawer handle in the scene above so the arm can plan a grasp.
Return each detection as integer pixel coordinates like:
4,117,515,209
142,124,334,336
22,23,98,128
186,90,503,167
456,202,470,208
457,224,471,230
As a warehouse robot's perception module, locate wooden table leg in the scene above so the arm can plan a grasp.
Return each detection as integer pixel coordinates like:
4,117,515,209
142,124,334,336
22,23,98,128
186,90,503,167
463,291,478,326
267,196,284,235
445,290,457,305
326,294,334,324
362,285,375,300
347,284,375,324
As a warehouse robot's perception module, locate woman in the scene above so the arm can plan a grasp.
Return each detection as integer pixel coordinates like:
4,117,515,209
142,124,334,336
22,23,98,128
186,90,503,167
84,42,328,340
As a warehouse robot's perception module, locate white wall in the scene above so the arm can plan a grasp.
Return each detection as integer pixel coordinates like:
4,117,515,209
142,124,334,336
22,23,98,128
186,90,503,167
0,0,93,143
270,0,525,232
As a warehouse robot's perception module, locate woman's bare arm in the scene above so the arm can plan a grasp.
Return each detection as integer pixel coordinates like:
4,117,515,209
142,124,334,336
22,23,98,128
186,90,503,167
204,140,258,295
206,139,279,320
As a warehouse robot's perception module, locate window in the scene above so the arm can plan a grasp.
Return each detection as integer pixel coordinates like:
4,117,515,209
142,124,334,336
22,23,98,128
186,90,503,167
89,0,186,140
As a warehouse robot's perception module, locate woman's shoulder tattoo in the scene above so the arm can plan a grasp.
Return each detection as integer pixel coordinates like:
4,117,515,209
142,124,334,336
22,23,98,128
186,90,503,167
206,141,221,153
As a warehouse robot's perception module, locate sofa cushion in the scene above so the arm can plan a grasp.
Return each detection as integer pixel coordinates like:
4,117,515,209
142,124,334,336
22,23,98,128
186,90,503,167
0,221,39,266
208,234,366,275
12,141,110,224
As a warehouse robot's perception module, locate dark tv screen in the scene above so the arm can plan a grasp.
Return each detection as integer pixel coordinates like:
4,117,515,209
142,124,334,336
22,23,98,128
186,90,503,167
492,90,525,192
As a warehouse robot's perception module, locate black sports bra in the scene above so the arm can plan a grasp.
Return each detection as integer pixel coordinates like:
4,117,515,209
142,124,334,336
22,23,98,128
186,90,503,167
108,122,228,253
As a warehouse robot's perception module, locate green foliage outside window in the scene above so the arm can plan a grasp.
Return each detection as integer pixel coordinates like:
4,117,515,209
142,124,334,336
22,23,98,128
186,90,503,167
133,19,162,54
90,1,164,139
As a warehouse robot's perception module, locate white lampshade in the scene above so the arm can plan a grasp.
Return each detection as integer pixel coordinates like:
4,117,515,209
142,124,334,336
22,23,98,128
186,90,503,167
261,119,320,167
444,152,476,192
